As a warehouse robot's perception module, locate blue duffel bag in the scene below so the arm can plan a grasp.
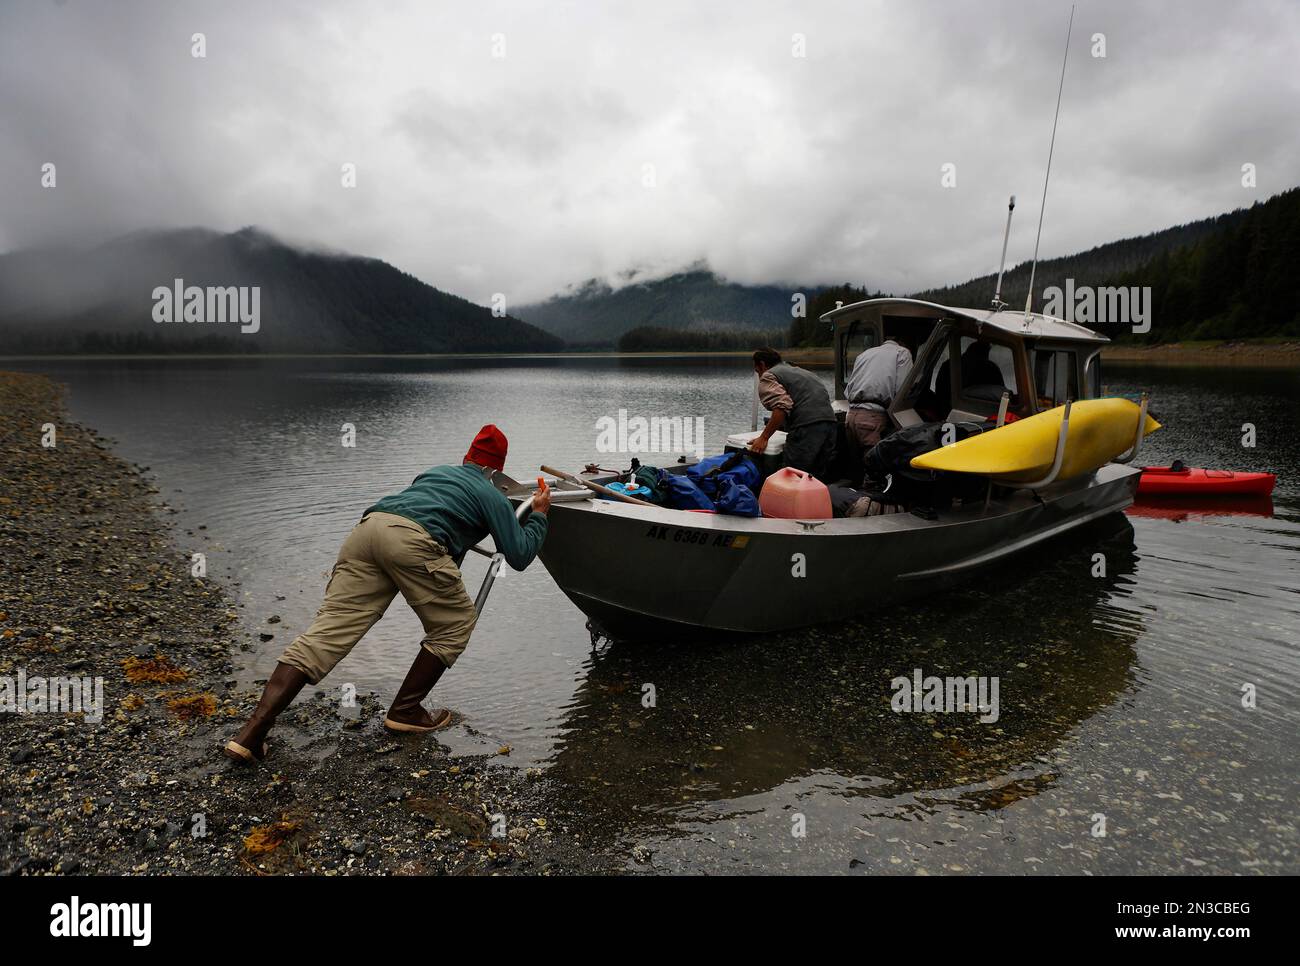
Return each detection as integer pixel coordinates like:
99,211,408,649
714,478,761,517
687,453,761,499
663,473,716,511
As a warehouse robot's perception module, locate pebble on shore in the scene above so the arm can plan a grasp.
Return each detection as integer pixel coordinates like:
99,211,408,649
0,371,609,876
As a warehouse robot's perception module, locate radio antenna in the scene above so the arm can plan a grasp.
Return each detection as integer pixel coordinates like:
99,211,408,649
1023,4,1075,321
991,194,1016,310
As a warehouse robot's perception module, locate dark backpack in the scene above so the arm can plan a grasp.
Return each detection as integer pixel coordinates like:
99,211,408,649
633,465,671,505
865,420,991,508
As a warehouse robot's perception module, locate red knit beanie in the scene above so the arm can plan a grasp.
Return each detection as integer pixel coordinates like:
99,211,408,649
465,424,508,471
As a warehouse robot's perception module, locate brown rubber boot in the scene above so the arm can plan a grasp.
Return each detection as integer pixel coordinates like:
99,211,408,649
384,646,453,733
224,662,311,765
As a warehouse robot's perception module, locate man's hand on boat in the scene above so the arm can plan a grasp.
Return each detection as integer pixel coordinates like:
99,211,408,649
749,413,783,454
532,481,551,515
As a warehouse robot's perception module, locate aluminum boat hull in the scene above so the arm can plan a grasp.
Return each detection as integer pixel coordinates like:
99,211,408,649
518,462,1141,640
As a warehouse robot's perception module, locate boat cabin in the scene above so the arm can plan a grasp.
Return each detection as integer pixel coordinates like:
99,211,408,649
824,298,1109,429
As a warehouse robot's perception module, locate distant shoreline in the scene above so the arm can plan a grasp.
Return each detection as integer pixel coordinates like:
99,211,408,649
2,340,1297,368
0,349,813,363
1100,341,1300,368
781,342,1300,369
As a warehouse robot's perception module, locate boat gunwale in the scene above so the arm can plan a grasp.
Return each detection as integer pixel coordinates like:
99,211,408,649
507,463,1140,537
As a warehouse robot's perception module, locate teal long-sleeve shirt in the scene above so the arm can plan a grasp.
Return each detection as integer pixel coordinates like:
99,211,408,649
366,464,547,570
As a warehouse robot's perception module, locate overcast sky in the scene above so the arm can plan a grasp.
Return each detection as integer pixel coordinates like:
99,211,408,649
3,0,1298,304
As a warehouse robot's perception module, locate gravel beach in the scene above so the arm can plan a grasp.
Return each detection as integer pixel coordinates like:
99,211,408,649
0,371,614,876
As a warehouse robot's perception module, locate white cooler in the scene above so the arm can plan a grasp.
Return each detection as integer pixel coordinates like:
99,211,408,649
724,429,787,477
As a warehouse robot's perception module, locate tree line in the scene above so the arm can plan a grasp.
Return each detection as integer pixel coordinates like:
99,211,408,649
617,325,788,352
913,187,1300,342
787,284,889,347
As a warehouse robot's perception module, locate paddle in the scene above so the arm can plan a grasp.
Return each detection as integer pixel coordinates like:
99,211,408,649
540,464,653,506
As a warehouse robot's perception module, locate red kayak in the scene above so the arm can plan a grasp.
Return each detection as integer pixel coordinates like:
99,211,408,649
1138,464,1276,497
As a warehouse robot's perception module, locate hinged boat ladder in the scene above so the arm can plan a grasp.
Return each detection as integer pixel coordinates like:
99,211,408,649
466,481,593,613
465,495,534,613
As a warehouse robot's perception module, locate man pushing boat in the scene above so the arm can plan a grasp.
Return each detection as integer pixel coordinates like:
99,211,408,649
225,424,550,764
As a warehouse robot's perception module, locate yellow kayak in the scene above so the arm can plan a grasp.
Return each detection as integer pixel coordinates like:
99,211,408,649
910,398,1160,483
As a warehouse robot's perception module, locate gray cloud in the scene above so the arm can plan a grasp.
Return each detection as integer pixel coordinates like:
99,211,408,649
2,0,1297,304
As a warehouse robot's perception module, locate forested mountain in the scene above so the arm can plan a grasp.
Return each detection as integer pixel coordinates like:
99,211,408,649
515,267,809,346
1106,187,1300,341
6,189,1293,355
525,188,1300,349
912,188,1300,343
0,228,563,354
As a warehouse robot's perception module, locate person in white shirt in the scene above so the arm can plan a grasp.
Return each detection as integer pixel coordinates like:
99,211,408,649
843,335,912,473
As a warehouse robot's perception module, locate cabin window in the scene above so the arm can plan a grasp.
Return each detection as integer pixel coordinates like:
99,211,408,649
894,321,1024,422
837,318,879,394
844,321,878,370
1032,348,1079,408
881,315,937,361
909,332,1019,420
838,312,941,405
955,337,1018,409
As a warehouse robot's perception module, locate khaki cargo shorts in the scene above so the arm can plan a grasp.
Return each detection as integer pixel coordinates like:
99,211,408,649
280,512,478,683
845,408,889,470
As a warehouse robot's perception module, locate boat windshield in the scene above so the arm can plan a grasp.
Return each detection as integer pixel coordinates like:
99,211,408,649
1031,346,1081,408
895,323,1027,423
893,326,952,422
956,336,1017,406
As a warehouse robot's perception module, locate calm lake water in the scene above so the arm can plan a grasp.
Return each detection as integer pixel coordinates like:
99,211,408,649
7,355,1298,874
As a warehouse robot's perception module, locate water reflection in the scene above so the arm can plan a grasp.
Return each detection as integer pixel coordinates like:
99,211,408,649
544,518,1144,844
1127,494,1274,522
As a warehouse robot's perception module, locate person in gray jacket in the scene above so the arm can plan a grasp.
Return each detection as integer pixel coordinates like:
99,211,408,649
749,347,837,480
844,335,912,472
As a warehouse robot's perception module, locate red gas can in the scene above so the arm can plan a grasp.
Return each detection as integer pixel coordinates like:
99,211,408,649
759,467,832,519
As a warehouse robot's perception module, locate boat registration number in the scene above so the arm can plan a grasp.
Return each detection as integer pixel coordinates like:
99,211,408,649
643,525,750,549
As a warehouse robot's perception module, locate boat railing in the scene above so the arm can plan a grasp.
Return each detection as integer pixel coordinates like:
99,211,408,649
1113,392,1150,465
983,391,1013,508
1019,399,1073,489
